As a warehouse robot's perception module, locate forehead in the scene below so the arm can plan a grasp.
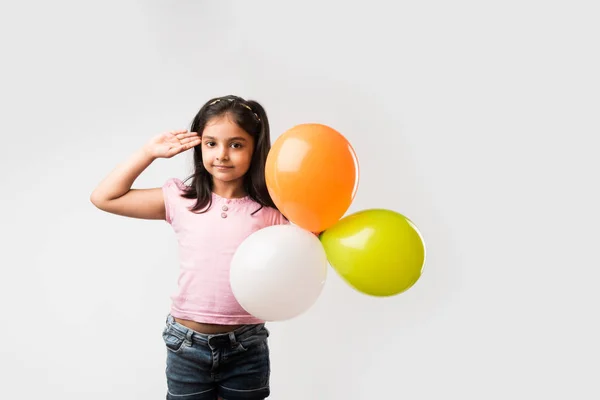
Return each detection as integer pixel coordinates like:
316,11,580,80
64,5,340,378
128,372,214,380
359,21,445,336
202,115,252,140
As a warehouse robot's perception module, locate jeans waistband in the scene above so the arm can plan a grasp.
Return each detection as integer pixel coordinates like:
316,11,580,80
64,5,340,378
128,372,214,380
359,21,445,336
165,314,265,346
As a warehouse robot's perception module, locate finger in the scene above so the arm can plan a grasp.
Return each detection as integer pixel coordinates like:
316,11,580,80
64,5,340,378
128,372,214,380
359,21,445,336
175,139,200,151
179,136,201,145
183,139,201,149
167,130,185,137
176,131,198,139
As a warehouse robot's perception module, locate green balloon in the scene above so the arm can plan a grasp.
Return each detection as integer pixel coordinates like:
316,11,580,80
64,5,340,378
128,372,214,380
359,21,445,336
319,209,426,296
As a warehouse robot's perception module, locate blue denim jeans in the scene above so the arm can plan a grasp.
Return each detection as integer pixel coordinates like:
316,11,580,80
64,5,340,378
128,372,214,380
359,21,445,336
162,314,270,400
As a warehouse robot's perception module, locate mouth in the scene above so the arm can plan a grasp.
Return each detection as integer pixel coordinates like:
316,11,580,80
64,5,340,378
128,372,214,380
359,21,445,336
213,165,233,170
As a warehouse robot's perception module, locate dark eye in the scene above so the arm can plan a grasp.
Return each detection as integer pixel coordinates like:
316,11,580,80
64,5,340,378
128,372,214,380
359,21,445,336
205,141,216,147
231,142,242,149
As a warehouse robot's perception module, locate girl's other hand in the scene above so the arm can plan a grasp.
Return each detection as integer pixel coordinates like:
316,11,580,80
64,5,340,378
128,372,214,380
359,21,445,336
144,130,201,159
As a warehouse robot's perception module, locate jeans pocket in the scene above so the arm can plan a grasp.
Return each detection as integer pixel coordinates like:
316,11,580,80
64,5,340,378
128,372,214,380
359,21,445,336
239,326,269,352
162,326,185,353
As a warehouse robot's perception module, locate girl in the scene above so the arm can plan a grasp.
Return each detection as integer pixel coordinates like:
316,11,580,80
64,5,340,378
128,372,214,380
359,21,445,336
90,95,288,400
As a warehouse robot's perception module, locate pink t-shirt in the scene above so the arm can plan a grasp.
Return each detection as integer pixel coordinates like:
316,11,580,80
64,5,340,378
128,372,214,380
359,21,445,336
162,178,289,325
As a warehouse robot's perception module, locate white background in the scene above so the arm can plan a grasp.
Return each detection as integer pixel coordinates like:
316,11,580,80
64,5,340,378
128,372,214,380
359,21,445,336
1,1,598,399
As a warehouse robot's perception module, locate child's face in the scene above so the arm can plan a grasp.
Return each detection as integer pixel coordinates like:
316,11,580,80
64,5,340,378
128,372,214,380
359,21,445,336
201,114,255,186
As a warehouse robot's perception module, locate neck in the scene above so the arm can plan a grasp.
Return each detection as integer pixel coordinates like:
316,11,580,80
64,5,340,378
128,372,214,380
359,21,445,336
212,178,247,199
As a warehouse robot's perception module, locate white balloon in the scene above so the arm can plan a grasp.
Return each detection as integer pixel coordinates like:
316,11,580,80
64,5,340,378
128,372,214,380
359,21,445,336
230,224,328,321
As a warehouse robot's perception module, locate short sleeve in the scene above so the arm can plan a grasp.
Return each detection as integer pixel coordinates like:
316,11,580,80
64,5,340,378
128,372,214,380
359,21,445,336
271,209,290,226
162,178,187,224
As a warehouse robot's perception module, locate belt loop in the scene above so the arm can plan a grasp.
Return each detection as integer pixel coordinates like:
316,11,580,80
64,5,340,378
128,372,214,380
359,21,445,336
185,330,194,346
228,331,237,348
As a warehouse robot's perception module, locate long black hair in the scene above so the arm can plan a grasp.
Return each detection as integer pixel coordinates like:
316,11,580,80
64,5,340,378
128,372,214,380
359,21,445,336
180,95,277,215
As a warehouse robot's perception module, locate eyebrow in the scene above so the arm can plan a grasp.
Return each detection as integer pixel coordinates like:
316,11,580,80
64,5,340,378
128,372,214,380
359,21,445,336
203,136,248,142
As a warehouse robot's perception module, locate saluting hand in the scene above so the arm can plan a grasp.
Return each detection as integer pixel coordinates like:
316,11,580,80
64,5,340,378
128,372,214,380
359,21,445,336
144,130,201,159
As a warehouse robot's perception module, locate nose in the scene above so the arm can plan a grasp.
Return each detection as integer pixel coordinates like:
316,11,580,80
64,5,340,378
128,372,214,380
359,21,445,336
216,146,229,161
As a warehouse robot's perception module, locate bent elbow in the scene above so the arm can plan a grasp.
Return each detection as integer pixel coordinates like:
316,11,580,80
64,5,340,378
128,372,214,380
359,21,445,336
89,191,105,209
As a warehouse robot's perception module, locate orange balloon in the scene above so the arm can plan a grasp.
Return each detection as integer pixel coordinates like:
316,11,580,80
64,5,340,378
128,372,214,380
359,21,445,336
265,123,359,233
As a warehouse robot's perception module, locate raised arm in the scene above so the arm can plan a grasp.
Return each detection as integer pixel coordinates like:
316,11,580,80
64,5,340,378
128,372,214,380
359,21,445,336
90,130,200,220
